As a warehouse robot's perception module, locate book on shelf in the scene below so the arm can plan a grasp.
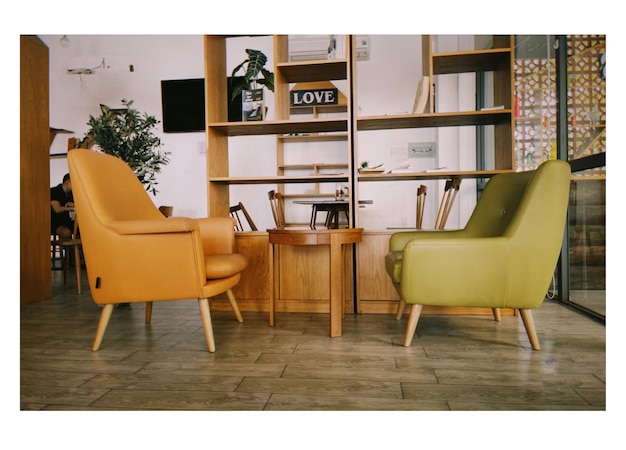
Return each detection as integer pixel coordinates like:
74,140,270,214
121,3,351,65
480,105,505,111
412,76,430,114
289,35,330,61
384,161,413,174
328,35,346,59
242,89,264,122
420,166,448,173
359,168,385,174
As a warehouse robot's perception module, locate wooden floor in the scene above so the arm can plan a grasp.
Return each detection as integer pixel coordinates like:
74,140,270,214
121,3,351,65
21,272,606,412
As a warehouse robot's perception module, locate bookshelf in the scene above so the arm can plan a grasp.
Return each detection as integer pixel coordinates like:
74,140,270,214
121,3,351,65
203,35,515,315
352,35,515,313
204,35,352,220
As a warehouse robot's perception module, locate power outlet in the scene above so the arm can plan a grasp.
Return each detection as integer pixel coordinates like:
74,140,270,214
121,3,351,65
408,142,436,158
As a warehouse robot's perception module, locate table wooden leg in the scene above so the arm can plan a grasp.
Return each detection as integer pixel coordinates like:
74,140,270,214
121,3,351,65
269,242,275,327
329,234,343,337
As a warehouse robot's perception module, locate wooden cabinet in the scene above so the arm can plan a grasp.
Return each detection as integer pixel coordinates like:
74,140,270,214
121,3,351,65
21,36,52,304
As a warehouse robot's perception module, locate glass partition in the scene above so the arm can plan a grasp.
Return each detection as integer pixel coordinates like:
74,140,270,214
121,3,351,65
515,34,605,320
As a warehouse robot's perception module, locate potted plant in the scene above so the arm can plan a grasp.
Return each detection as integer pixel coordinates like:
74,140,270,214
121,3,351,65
75,99,170,195
229,49,274,121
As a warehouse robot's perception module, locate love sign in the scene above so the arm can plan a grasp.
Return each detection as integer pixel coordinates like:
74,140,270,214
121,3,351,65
290,88,338,107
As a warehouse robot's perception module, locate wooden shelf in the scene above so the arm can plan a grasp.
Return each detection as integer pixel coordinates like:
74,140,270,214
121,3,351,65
279,163,348,171
276,58,348,83
357,110,512,131
432,48,511,75
358,169,511,182
277,132,348,142
209,118,348,136
209,174,349,185
282,192,336,199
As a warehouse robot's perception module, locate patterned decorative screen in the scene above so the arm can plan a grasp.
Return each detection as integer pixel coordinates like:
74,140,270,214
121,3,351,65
514,35,605,175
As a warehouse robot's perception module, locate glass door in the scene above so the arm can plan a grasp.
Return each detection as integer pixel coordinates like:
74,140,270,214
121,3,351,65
563,34,606,319
515,35,606,321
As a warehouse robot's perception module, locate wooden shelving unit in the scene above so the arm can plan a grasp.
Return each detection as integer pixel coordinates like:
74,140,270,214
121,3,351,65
204,34,515,315
353,35,515,314
204,35,352,217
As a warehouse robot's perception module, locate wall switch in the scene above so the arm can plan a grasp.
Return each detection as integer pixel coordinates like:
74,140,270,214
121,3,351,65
408,142,436,158
197,141,206,156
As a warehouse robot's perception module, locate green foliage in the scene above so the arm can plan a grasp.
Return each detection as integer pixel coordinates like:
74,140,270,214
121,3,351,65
230,49,275,101
77,99,170,195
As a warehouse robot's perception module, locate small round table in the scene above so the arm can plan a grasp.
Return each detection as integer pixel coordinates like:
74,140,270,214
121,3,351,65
267,227,364,337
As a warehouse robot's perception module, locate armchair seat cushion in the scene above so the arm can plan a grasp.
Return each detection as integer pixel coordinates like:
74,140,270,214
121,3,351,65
205,253,248,279
385,251,403,285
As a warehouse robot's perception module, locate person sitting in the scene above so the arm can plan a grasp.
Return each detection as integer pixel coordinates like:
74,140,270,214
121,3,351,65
50,173,75,239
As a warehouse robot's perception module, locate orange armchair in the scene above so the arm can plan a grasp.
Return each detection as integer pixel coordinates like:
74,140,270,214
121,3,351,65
68,149,248,352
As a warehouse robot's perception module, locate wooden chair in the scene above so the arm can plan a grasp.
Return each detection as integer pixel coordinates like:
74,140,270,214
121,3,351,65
230,202,257,231
158,205,174,217
50,219,82,294
51,234,63,269
58,217,83,294
434,177,461,229
268,190,286,229
416,185,427,229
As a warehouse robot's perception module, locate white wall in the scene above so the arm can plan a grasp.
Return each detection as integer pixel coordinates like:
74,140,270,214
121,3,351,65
42,34,207,218
355,35,477,230
42,34,478,229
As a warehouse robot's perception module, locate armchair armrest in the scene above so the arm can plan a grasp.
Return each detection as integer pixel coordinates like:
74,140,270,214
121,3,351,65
399,236,511,308
389,229,467,252
104,217,199,235
195,217,238,255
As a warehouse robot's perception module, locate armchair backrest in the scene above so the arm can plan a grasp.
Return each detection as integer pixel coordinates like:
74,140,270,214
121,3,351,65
464,160,570,241
464,170,534,238
464,160,571,305
68,149,163,224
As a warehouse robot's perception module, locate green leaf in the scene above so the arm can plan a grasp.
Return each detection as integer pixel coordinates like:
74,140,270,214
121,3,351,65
79,99,169,195
229,49,274,101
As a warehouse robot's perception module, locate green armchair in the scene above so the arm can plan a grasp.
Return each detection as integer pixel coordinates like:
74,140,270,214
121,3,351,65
385,160,571,350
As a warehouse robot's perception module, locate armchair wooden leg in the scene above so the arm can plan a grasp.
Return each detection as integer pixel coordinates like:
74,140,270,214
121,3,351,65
92,304,114,351
519,308,540,350
225,288,243,323
145,302,153,323
403,304,423,347
492,307,501,321
198,298,216,352
395,299,406,320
